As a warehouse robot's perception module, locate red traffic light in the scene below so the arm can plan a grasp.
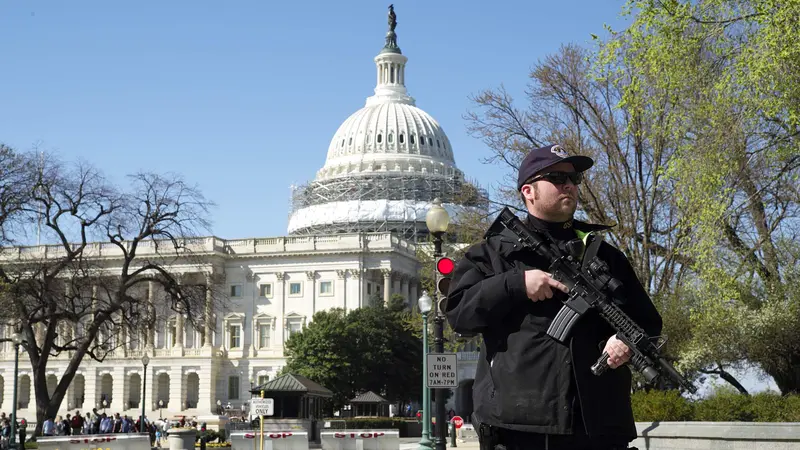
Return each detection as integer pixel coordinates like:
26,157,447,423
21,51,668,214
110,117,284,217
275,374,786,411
436,257,455,275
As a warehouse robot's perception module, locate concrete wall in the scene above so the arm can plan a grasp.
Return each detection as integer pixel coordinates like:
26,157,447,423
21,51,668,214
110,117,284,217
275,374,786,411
632,422,800,449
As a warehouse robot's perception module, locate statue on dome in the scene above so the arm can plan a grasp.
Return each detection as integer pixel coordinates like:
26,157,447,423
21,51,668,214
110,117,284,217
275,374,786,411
388,4,397,32
384,4,399,51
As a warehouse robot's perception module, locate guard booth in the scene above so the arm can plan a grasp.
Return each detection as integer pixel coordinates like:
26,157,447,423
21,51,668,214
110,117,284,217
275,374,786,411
250,373,333,443
343,391,390,418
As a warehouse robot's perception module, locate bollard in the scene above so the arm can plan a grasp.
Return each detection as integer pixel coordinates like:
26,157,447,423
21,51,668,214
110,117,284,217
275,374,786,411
450,422,457,447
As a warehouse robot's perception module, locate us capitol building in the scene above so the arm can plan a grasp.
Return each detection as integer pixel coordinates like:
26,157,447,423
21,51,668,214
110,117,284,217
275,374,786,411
0,9,480,422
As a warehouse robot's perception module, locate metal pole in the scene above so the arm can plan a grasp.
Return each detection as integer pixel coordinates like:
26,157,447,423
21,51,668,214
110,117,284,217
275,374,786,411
434,311,446,450
417,313,433,450
260,390,265,450
141,364,147,433
433,234,447,450
9,343,20,450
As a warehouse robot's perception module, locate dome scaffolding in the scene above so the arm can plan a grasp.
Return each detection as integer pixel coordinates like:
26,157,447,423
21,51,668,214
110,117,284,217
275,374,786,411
288,171,485,241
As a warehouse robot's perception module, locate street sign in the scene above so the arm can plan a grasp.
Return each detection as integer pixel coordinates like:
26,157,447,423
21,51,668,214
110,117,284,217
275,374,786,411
452,416,464,429
250,398,274,416
426,353,458,388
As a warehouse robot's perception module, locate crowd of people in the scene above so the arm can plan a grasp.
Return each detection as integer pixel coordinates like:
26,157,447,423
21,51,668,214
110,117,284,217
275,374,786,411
0,409,206,449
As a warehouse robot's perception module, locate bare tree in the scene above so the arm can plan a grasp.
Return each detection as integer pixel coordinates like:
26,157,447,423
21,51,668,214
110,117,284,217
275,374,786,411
0,145,35,246
0,152,220,434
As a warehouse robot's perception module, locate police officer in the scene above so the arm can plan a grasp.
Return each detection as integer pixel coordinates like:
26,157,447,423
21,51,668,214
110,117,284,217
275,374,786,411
445,144,662,450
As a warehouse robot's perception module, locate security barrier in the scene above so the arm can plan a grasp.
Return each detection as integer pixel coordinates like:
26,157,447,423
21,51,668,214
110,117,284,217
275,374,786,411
320,430,400,450
229,430,309,450
37,434,152,450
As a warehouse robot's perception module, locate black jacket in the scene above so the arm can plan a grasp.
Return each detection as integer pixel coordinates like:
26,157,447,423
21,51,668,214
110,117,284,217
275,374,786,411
445,215,662,440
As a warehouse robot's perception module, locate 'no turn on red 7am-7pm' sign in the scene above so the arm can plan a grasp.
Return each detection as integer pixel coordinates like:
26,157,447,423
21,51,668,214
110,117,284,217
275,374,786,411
427,353,458,388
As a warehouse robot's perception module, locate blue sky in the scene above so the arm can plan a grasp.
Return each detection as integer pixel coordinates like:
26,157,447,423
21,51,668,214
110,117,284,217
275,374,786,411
0,0,629,238
0,0,779,395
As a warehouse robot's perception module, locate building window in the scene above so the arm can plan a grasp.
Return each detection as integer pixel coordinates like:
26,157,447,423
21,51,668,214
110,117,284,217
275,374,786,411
319,281,333,296
286,318,303,341
167,320,177,348
429,137,433,146
228,324,241,349
377,134,382,144
289,282,302,296
388,133,393,143
258,375,269,386
259,284,273,298
399,134,405,144
228,376,240,400
229,285,242,297
410,134,415,145
258,324,271,349
367,283,372,295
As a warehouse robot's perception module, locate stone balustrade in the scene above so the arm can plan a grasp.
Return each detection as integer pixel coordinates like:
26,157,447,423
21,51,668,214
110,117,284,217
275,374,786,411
631,422,800,449
0,232,416,261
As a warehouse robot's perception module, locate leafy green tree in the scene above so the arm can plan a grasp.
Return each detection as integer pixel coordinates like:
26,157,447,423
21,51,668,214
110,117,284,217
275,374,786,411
282,301,423,411
608,0,800,394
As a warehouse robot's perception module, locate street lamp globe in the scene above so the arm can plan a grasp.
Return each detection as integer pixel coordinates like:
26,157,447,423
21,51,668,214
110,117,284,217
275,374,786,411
141,354,150,367
425,198,450,234
418,291,433,314
11,333,22,345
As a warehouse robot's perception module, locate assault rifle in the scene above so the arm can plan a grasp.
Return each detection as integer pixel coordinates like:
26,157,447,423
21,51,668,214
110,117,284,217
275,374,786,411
493,207,696,393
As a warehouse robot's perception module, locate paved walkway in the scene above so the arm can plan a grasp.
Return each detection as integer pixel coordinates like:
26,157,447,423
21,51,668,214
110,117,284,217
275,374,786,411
398,438,479,449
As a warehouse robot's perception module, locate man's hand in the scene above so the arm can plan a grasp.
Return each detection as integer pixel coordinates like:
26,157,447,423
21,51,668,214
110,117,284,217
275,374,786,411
603,335,632,369
524,269,569,301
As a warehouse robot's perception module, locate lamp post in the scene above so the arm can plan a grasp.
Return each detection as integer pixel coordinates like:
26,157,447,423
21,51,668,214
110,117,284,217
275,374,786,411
10,332,23,450
425,198,450,450
141,354,150,432
417,291,433,450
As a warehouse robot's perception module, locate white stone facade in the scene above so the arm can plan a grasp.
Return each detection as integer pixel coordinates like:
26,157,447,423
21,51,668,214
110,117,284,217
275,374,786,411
0,232,469,421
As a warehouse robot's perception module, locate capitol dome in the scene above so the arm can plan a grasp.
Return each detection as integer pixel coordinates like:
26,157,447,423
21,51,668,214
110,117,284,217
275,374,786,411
288,9,478,239
317,102,460,182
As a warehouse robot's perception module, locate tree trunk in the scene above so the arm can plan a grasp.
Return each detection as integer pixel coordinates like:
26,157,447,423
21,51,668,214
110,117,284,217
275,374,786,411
699,366,749,395
764,366,800,395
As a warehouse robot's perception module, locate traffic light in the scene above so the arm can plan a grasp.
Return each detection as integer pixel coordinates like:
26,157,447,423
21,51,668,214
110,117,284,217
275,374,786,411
435,256,455,297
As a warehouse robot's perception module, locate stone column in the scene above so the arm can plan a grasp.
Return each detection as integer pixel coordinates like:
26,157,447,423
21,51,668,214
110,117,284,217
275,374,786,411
204,273,214,347
110,366,125,412
400,274,409,304
351,269,363,308
196,361,214,414
392,274,401,296
169,367,184,412
147,281,156,348
410,279,419,310
276,272,286,347
84,370,98,412
306,271,317,315
336,270,347,310
174,314,184,348
382,269,392,306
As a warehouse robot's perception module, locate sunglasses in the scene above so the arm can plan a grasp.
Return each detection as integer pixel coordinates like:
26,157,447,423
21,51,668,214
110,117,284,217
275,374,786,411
530,171,583,185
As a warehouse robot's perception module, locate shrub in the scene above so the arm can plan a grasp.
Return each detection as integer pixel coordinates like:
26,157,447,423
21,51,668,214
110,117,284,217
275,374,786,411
632,388,800,422
749,391,788,422
631,389,693,422
694,387,754,421
783,395,800,421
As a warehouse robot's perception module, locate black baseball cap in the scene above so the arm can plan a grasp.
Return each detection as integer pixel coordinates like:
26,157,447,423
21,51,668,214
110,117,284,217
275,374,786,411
517,144,594,190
